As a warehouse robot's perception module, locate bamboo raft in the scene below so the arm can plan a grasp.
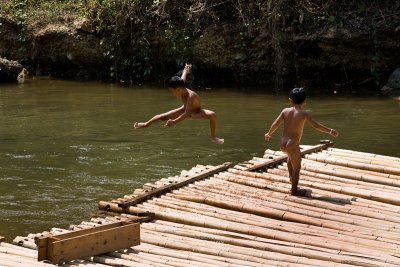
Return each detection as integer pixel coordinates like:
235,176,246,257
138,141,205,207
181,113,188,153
2,141,400,266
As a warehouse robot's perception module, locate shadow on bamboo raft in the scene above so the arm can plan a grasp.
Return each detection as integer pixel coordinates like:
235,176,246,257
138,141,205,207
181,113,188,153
286,188,355,206
313,194,355,205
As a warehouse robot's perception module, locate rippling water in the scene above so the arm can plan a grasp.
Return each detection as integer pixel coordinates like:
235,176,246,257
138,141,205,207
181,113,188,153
0,79,399,240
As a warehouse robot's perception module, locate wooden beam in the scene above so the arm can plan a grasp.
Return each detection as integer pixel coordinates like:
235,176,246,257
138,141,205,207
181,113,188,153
117,162,233,209
246,140,333,172
36,221,139,264
100,208,156,220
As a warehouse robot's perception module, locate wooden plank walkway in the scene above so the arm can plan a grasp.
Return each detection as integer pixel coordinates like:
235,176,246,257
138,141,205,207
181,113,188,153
2,143,400,266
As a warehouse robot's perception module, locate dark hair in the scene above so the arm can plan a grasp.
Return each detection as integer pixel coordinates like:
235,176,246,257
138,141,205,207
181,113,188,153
167,76,185,89
289,87,306,104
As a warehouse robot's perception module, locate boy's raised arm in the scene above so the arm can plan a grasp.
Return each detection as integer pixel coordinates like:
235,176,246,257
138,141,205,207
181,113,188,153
181,64,192,82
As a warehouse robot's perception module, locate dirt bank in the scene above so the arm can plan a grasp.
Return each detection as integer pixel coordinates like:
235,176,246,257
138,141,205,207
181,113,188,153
1,1,399,92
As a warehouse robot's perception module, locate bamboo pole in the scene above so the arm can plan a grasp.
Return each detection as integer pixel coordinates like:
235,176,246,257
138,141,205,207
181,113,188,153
148,196,348,239
328,148,400,162
124,245,244,267
232,169,400,216
302,159,400,180
131,243,256,267
60,260,111,267
291,157,400,181
140,232,313,267
151,219,340,254
177,186,400,238
200,176,398,232
291,163,400,191
193,178,400,223
170,191,392,237
0,246,37,259
88,209,400,266
155,194,400,246
141,228,396,267
12,236,37,250
0,242,37,258
138,200,400,257
91,255,159,267
183,185,399,236
263,149,400,180
117,162,232,208
109,250,219,267
141,222,390,267
319,150,400,167
0,252,49,267
270,166,400,196
224,169,400,213
304,154,400,176
88,255,161,267
227,168,400,206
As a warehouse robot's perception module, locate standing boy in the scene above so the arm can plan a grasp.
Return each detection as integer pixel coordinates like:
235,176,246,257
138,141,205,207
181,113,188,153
264,87,338,195
134,64,224,144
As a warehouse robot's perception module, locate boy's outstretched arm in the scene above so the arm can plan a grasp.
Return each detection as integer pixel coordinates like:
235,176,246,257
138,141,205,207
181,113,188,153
306,114,339,137
265,111,284,141
165,96,193,127
181,64,192,82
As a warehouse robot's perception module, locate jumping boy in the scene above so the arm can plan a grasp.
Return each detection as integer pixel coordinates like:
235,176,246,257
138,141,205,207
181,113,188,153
134,64,224,144
264,87,338,196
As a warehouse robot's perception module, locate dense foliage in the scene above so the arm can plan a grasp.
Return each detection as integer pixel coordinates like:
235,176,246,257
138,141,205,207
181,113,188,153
1,0,399,90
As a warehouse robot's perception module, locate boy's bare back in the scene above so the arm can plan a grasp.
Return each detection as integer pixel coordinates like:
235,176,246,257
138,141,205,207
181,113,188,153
280,106,308,147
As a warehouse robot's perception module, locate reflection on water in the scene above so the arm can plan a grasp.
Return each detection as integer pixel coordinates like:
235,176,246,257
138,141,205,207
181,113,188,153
0,80,399,240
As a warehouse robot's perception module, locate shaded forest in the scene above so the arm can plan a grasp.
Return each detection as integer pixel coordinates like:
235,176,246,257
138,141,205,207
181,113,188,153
1,0,399,92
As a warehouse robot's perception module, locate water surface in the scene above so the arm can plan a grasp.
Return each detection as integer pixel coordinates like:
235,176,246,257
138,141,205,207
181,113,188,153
0,80,399,240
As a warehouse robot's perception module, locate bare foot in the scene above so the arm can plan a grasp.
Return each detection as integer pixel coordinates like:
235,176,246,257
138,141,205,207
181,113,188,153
291,188,307,196
211,137,224,145
134,122,148,129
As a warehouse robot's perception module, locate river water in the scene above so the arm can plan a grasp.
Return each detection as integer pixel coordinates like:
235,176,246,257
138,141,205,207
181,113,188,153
0,79,399,241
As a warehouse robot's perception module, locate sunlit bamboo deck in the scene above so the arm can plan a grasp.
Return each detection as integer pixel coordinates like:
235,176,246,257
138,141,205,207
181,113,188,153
2,142,400,266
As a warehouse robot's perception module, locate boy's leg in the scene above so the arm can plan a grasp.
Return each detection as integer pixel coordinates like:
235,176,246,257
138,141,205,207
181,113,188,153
134,106,184,129
191,109,224,144
280,138,293,182
287,157,293,182
286,144,305,196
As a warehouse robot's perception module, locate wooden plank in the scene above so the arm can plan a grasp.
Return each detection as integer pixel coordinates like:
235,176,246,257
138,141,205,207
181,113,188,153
246,140,333,172
37,222,140,264
37,221,125,247
36,215,147,250
37,238,48,261
117,162,233,208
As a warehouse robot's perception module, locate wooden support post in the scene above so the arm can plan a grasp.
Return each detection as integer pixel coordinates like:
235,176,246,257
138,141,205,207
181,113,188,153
246,140,333,172
117,162,233,208
36,221,140,264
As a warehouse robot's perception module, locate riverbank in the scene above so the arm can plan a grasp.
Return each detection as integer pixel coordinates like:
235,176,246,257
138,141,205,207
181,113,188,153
1,1,399,92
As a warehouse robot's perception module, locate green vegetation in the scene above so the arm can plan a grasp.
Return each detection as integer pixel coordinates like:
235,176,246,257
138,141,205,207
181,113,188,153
1,0,398,89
